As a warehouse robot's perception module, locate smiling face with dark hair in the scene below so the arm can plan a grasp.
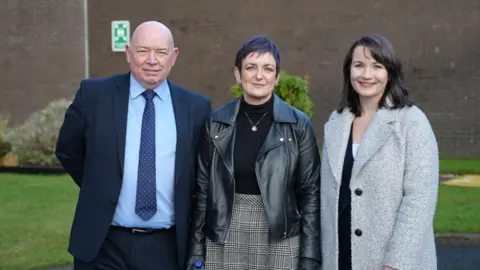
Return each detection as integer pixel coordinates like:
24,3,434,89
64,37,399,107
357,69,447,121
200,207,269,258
350,45,389,103
338,34,413,116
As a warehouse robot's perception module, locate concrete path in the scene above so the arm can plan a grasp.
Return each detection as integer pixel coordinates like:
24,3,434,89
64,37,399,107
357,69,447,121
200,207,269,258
437,244,480,270
36,237,480,270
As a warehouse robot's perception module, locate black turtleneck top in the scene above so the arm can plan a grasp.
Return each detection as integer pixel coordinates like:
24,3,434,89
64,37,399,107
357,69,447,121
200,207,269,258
233,95,274,194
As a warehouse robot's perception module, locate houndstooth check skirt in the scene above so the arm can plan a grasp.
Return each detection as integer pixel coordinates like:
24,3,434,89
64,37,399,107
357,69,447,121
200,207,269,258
205,193,300,270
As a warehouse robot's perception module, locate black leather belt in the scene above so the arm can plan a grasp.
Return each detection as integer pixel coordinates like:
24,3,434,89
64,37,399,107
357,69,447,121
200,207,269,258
111,225,173,234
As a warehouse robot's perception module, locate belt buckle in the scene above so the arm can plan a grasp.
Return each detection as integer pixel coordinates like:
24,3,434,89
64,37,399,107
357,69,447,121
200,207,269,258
132,228,149,234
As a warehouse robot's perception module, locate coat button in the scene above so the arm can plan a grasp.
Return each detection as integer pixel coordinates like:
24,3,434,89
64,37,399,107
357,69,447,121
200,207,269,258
355,229,362,236
355,188,363,196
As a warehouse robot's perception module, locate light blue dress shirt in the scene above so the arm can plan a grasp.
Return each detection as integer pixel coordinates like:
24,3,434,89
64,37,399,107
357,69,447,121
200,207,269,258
112,75,177,229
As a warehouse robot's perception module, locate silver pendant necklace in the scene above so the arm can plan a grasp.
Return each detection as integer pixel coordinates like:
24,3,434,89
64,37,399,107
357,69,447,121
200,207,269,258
244,112,267,132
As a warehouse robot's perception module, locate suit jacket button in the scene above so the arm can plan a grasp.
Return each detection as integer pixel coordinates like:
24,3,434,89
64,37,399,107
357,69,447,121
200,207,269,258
355,188,363,196
355,229,362,236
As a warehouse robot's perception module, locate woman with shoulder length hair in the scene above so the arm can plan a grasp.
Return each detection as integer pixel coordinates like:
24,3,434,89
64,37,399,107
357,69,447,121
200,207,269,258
321,33,439,270
186,35,322,270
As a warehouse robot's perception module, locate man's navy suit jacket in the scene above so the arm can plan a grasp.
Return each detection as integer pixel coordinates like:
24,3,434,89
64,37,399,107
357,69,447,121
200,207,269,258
55,72,212,267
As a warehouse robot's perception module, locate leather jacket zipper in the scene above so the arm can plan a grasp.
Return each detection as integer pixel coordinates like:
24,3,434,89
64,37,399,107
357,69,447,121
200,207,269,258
211,137,236,244
255,165,273,235
223,158,235,244
223,175,235,244
282,147,289,239
255,142,289,240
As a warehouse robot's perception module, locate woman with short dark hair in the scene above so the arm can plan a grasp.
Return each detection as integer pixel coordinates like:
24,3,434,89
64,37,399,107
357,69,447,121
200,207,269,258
321,33,439,270
186,35,322,270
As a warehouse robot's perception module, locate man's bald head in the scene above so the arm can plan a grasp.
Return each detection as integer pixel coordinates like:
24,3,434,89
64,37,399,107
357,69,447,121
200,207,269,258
125,21,179,89
130,21,175,49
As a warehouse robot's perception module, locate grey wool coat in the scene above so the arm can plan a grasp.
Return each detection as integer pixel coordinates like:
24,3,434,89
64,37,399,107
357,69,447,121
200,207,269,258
320,106,439,270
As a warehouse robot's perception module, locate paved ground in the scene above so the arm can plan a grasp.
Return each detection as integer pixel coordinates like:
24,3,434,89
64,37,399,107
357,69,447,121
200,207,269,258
36,241,480,270
437,244,480,270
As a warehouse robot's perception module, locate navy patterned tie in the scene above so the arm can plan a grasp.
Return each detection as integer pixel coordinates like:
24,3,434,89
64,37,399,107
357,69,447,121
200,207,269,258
135,90,157,221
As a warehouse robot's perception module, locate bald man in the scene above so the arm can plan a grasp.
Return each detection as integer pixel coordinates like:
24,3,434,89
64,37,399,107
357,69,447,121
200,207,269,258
56,21,212,270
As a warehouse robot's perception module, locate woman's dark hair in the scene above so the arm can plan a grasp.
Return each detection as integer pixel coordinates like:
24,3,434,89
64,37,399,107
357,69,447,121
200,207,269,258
235,35,281,76
337,33,413,116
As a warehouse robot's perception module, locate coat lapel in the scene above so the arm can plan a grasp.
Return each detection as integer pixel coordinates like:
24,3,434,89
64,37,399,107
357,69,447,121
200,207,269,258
257,96,295,159
113,73,130,174
324,110,354,185
351,109,395,183
169,81,189,185
211,126,236,177
257,123,285,158
210,98,239,177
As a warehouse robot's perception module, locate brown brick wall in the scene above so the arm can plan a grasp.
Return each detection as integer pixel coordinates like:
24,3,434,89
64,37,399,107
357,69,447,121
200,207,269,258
2,1,479,158
0,0,86,125
87,0,480,158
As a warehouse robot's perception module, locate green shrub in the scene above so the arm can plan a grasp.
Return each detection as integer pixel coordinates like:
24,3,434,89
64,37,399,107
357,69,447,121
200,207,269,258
6,99,71,166
230,70,314,117
0,114,11,158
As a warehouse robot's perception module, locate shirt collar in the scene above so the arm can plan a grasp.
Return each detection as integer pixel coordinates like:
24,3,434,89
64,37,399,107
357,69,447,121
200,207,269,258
129,74,169,101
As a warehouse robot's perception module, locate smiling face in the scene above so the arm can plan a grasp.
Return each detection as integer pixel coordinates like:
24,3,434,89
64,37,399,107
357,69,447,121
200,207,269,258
234,52,279,105
350,45,388,102
125,22,179,89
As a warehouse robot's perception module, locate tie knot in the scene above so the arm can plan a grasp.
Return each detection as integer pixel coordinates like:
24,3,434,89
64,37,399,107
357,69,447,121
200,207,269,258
142,90,156,101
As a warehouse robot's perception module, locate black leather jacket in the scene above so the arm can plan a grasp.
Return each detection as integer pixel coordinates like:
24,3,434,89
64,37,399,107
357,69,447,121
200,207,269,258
188,95,321,263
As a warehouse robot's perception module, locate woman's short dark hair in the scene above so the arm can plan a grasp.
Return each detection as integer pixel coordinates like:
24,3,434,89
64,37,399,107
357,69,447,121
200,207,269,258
235,35,281,76
337,33,413,116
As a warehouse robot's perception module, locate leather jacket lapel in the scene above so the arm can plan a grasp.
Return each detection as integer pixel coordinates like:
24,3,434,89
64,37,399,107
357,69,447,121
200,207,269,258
210,94,299,184
211,125,236,178
257,123,285,159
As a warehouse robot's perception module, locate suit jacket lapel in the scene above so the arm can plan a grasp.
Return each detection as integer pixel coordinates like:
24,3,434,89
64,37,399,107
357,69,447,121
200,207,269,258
113,73,130,174
324,110,354,186
169,81,189,185
351,109,395,183
113,76,191,182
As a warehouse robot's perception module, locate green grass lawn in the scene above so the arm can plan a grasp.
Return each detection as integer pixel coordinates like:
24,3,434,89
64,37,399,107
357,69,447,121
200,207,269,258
0,174,77,270
434,185,480,233
1,163,480,269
